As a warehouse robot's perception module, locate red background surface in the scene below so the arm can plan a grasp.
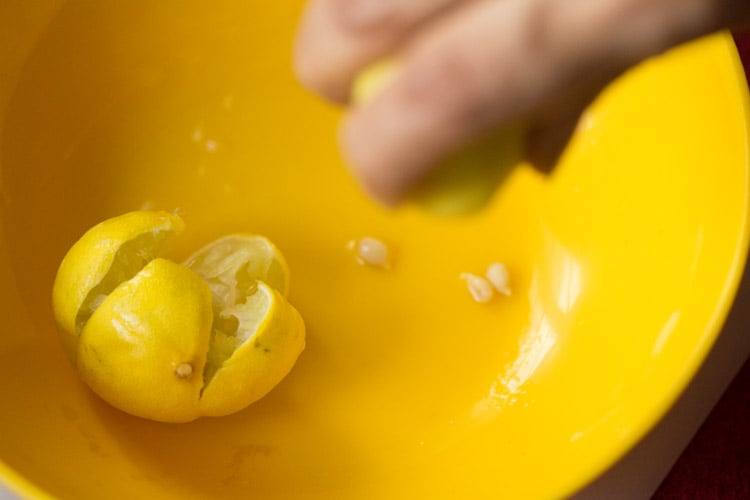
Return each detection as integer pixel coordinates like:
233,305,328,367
651,34,750,500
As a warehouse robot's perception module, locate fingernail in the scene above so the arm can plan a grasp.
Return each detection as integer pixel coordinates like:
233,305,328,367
338,0,393,31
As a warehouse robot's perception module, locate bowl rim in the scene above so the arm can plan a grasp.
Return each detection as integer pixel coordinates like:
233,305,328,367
0,462,52,499
561,31,750,498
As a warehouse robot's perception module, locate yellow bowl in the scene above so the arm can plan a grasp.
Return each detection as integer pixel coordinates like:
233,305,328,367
1,2,748,499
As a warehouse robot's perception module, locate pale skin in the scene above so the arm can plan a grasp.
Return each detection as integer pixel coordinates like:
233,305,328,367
294,0,750,206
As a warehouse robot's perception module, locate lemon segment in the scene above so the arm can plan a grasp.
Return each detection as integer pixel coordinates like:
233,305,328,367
184,234,290,302
186,235,304,415
203,330,238,384
52,211,184,360
200,282,305,417
76,258,213,423
353,61,523,216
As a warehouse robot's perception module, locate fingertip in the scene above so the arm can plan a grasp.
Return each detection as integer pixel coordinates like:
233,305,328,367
292,1,352,103
338,112,405,207
291,37,316,92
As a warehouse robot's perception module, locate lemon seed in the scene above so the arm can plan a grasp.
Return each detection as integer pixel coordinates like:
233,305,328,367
460,273,495,303
175,363,193,379
486,262,511,296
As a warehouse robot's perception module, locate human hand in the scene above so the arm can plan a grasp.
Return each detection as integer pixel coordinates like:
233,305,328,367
294,0,750,206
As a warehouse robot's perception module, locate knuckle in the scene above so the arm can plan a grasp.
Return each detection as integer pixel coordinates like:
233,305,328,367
400,45,484,122
523,0,557,54
332,0,407,34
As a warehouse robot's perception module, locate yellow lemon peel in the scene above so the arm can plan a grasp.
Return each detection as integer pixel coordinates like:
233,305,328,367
52,211,305,422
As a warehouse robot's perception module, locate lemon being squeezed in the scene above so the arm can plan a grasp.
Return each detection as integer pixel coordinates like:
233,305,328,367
52,211,305,423
353,61,524,216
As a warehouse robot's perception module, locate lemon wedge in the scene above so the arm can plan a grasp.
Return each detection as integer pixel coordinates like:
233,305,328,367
52,211,305,422
77,258,213,422
52,211,185,360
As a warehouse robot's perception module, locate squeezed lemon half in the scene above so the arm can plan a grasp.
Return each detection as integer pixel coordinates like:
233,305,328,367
52,211,305,423
353,60,524,216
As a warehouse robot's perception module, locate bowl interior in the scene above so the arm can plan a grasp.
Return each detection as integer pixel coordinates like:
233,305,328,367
0,1,748,499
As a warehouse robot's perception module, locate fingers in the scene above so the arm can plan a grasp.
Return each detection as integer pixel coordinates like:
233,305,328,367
340,0,609,203
294,0,468,102
340,0,738,205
